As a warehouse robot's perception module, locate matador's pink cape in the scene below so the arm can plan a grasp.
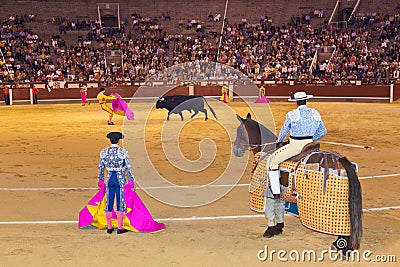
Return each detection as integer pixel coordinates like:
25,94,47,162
112,93,135,120
254,96,270,104
78,180,166,233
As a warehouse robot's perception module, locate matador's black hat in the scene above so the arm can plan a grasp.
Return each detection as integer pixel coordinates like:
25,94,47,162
99,87,106,92
107,132,124,144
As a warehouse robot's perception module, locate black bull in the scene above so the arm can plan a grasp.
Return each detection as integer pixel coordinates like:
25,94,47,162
156,95,218,121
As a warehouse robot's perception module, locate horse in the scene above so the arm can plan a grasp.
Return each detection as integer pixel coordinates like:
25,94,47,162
232,113,363,254
232,113,277,157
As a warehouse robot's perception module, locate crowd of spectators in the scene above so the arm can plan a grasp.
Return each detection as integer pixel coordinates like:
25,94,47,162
1,14,53,82
0,10,399,85
147,61,250,85
51,16,94,33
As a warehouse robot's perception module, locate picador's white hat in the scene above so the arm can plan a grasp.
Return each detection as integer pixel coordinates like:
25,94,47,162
288,91,313,101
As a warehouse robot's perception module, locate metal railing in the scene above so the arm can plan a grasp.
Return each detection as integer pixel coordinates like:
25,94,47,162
328,0,340,25
349,0,361,21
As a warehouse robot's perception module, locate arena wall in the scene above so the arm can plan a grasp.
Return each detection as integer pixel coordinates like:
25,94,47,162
3,83,400,105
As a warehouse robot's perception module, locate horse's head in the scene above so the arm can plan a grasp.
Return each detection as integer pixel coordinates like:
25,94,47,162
233,113,253,157
233,113,278,157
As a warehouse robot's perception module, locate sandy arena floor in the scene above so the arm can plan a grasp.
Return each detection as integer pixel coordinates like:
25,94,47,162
0,100,399,266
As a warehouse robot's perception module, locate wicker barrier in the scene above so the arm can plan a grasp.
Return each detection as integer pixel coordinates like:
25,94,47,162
296,168,351,235
250,152,351,235
249,153,267,212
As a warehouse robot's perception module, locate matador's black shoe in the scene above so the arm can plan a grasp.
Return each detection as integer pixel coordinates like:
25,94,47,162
117,229,129,234
107,228,114,234
108,121,115,125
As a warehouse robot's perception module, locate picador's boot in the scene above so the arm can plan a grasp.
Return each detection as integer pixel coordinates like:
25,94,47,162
275,223,284,235
263,226,277,238
268,169,281,198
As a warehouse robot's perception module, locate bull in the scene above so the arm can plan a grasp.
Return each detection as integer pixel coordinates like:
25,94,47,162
156,95,218,121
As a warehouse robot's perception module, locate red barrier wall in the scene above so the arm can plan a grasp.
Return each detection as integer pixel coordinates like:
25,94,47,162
2,84,400,103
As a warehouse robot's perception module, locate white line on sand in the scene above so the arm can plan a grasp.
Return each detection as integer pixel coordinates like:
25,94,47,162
0,172,399,191
0,206,399,225
0,184,249,191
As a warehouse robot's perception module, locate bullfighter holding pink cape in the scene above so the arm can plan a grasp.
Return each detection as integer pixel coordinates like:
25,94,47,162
97,89,134,125
79,132,165,234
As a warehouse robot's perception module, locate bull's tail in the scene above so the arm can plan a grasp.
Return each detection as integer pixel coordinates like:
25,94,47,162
339,156,363,249
203,97,218,120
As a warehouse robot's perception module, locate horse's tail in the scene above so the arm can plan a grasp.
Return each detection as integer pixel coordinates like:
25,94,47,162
203,97,218,120
339,156,363,249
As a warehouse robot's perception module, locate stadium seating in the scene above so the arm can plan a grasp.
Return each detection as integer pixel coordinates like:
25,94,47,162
1,0,399,84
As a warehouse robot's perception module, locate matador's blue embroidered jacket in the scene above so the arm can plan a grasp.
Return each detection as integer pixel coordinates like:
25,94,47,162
98,144,135,185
